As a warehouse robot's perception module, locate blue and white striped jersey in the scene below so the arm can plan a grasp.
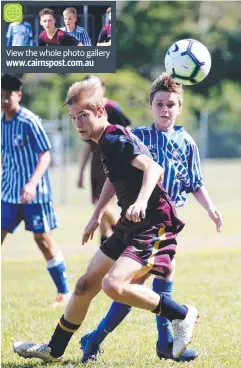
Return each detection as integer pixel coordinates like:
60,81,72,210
60,25,91,45
1,107,53,204
132,125,204,207
6,22,34,46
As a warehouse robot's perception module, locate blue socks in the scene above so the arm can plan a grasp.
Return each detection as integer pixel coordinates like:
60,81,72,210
90,302,132,345
152,278,173,353
47,252,69,294
88,278,175,353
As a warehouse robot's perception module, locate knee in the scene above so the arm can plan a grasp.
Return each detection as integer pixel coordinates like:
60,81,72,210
102,274,123,300
74,272,100,299
34,233,50,252
74,274,90,296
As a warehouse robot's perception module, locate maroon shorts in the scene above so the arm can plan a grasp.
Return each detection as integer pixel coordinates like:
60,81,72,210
100,205,184,278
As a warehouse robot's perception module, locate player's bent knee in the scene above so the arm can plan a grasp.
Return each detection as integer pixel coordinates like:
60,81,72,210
74,273,100,298
74,275,90,296
102,274,123,300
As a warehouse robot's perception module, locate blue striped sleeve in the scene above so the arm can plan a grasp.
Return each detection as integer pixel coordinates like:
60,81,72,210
28,116,51,153
185,142,204,193
6,24,13,46
81,29,91,45
28,24,34,46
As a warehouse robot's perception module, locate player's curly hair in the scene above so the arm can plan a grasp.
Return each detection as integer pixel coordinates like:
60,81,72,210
149,72,183,106
65,79,106,114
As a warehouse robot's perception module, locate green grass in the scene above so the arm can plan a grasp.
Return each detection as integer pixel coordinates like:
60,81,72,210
2,160,241,367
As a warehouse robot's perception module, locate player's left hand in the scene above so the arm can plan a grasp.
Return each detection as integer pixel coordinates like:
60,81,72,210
82,216,100,245
208,207,223,233
126,200,147,222
20,181,37,203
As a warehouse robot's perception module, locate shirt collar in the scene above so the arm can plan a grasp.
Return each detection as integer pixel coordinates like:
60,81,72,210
151,123,184,133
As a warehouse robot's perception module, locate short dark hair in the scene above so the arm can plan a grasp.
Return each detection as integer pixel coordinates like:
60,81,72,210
1,74,23,92
39,8,55,19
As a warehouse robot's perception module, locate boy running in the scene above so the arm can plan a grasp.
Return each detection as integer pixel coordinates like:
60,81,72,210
79,73,223,363
1,74,71,307
13,77,199,363
78,75,131,245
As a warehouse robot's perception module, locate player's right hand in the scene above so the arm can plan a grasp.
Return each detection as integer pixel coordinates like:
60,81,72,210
208,207,223,233
126,199,147,222
82,217,100,245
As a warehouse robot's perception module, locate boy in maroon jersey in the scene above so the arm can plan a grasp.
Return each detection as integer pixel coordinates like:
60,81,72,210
13,78,199,364
38,8,82,46
78,75,131,246
97,7,111,46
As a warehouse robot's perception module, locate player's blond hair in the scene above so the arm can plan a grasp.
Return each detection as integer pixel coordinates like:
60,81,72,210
149,72,184,106
65,79,106,114
63,7,77,18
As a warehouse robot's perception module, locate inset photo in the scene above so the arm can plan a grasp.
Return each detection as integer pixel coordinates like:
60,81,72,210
3,2,112,47
1,1,116,73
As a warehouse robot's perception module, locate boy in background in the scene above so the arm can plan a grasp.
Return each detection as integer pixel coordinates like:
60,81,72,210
1,74,71,307
60,7,91,46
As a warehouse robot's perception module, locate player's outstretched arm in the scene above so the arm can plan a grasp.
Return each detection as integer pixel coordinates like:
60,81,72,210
78,142,92,188
82,178,116,244
21,150,51,203
192,186,223,232
126,154,164,222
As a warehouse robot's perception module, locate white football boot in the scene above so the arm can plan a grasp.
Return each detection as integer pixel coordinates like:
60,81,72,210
13,342,63,363
172,305,199,358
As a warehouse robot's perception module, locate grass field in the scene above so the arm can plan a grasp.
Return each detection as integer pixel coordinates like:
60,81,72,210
2,160,241,368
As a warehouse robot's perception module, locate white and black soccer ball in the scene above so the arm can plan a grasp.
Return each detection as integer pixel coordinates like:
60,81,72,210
165,39,211,85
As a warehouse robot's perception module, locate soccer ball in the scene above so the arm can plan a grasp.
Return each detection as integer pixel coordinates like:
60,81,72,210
164,39,211,85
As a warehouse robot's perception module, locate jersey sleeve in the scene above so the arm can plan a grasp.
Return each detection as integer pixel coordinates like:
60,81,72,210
97,28,107,43
6,24,13,46
61,34,79,46
81,29,91,45
102,134,144,167
184,142,204,193
105,106,131,127
38,34,45,46
28,116,51,153
28,25,34,46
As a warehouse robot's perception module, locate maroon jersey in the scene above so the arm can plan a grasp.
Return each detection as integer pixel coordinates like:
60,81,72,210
88,100,131,202
38,29,79,46
99,125,185,277
99,125,173,215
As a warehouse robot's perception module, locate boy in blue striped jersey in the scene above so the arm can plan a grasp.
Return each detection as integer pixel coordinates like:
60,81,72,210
80,73,223,362
60,7,91,46
1,74,71,307
6,18,34,46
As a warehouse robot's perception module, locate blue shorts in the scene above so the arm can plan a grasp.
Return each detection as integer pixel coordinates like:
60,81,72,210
1,201,59,233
